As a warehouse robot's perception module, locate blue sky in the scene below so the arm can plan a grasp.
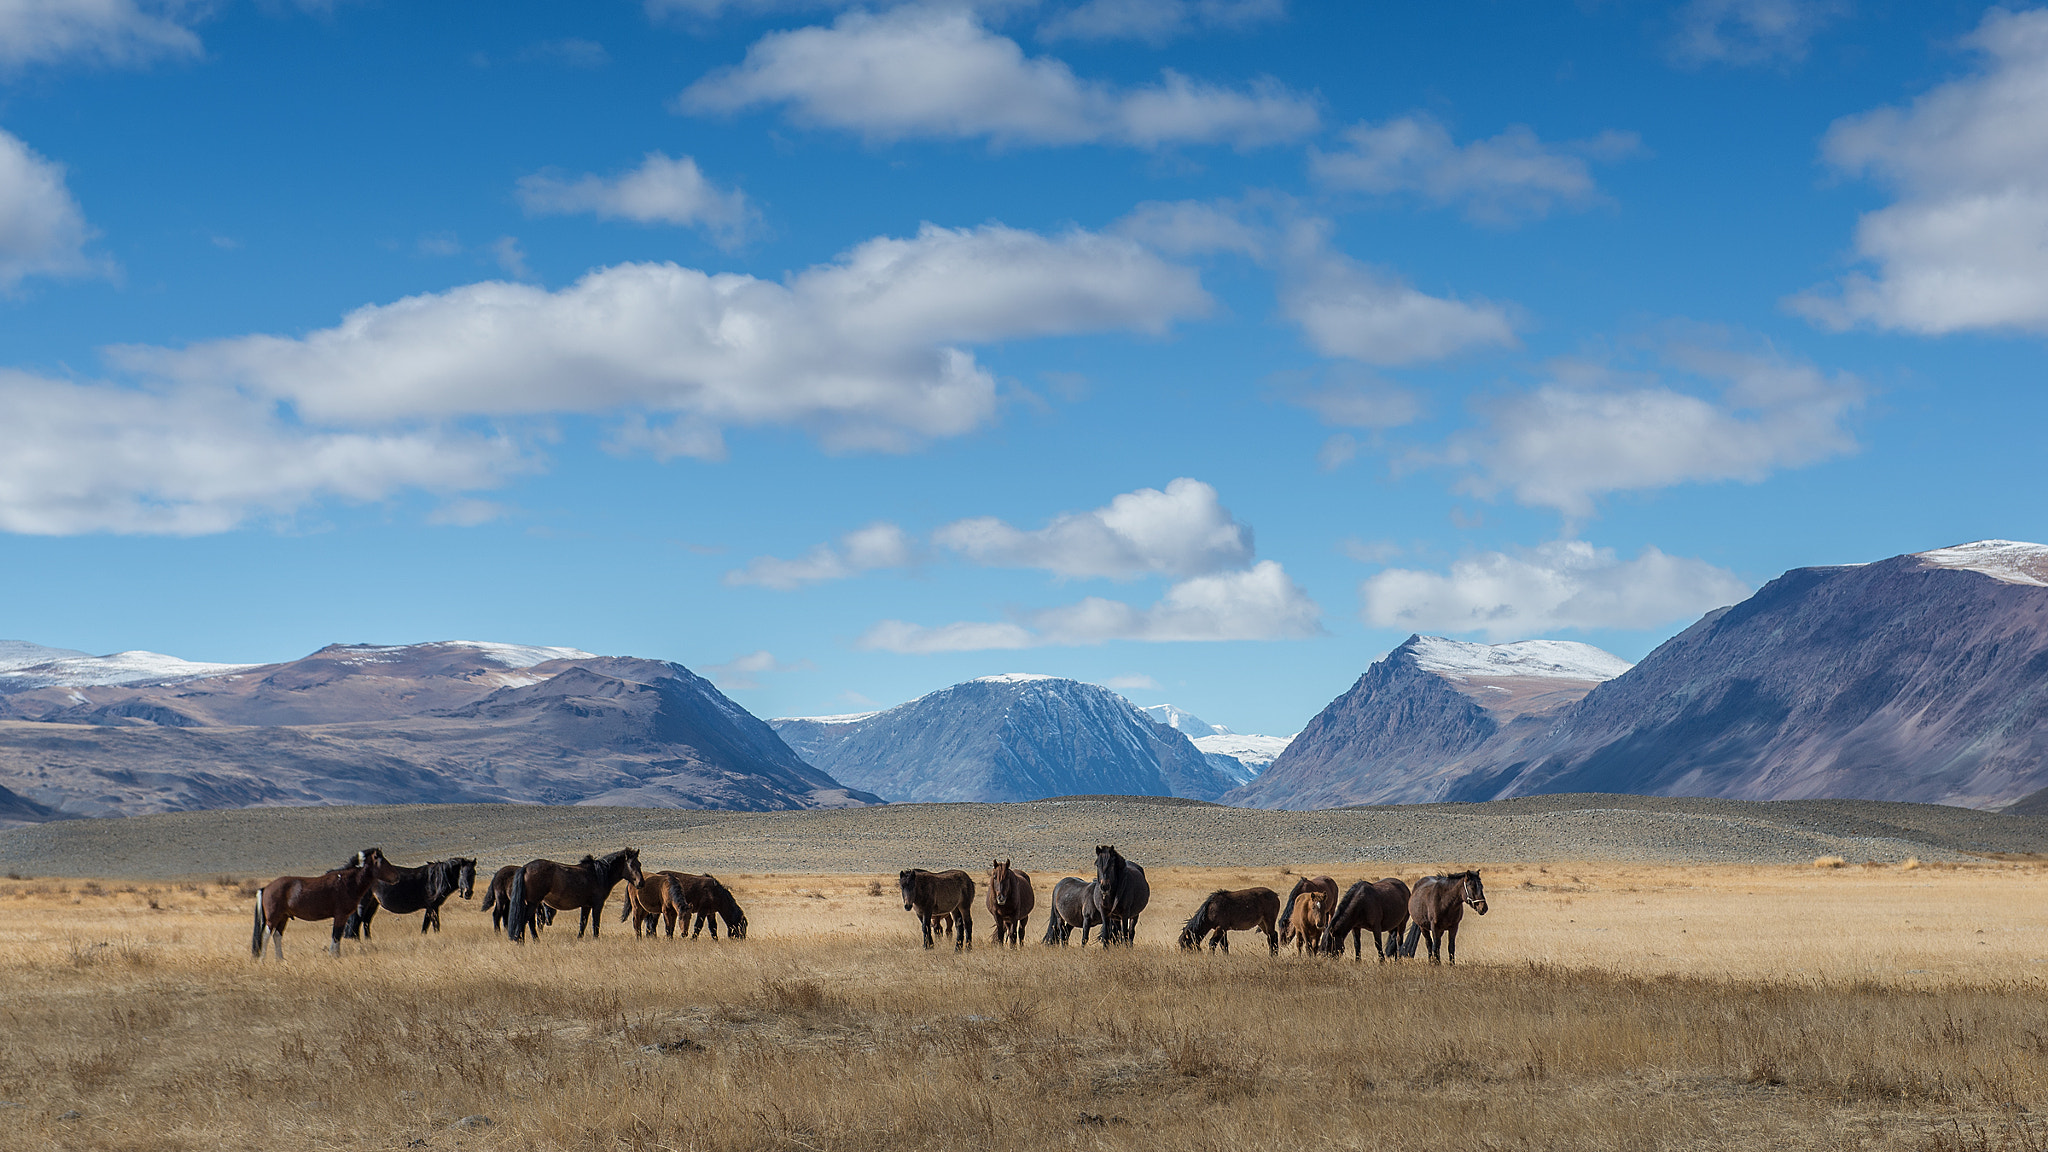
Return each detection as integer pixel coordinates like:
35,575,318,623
2,0,2044,736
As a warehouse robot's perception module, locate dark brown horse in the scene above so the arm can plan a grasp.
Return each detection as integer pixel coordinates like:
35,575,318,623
899,868,974,950
1094,845,1149,948
668,872,748,940
985,859,1035,947
251,848,398,959
1278,875,1340,953
483,864,555,935
342,856,476,940
1041,876,1106,945
1177,887,1281,955
1402,871,1488,965
505,848,643,943
1318,877,1412,961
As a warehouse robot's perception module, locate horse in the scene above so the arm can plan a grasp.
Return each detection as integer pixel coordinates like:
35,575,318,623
1318,877,1412,961
667,872,748,940
1401,871,1488,965
341,856,476,940
250,848,398,959
483,865,556,935
505,848,643,943
1094,845,1149,947
1042,877,1097,945
1279,891,1327,954
620,871,689,938
986,859,1035,948
899,869,975,950
1277,875,1340,952
1177,887,1281,955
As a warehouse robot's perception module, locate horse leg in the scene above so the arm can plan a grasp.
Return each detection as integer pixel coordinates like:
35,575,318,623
330,917,346,957
590,902,602,939
1446,924,1458,966
272,924,285,962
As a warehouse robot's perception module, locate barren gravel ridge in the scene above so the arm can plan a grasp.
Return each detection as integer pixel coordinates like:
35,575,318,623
5,793,2045,879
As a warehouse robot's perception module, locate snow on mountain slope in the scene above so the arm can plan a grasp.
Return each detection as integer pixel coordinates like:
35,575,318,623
1406,637,1634,683
0,641,89,672
1140,703,1229,737
0,650,261,688
1914,539,2048,588
330,641,598,668
1193,732,1293,768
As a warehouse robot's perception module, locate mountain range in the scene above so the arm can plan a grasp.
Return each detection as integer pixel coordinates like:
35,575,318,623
1237,540,2048,811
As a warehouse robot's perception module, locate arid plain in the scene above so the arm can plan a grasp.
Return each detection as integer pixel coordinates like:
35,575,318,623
4,797,2048,1151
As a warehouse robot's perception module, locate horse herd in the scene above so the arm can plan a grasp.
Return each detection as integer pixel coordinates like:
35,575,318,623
246,843,1486,965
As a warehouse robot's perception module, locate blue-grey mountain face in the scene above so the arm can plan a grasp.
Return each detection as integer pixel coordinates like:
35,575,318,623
1235,541,2048,811
771,674,1240,803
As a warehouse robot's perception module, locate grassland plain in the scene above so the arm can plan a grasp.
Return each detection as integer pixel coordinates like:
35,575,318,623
4,852,2048,1152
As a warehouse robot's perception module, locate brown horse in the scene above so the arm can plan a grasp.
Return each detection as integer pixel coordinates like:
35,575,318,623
250,848,398,959
1279,891,1327,954
505,848,643,943
483,864,555,935
1177,887,1281,955
1402,871,1488,965
1278,875,1339,953
986,859,1035,947
666,872,748,940
899,868,974,950
620,871,689,938
1318,877,1412,961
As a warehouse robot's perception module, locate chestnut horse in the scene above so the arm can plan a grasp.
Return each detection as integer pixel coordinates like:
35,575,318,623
1277,875,1339,953
985,859,1035,947
1279,891,1327,954
620,871,690,938
1401,871,1488,965
1318,877,1412,961
899,868,974,950
1094,845,1149,948
1177,887,1281,955
342,856,476,940
505,848,643,943
1041,877,1106,945
250,848,398,959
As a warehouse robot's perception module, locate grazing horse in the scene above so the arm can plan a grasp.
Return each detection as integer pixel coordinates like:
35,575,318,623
1401,871,1488,965
620,871,689,938
482,865,555,935
342,856,476,940
668,873,748,940
1279,891,1328,954
899,869,975,950
1042,877,1107,945
986,859,1035,947
1277,875,1339,951
251,848,398,959
505,848,643,943
1094,845,1149,948
1177,887,1282,955
1318,877,1412,961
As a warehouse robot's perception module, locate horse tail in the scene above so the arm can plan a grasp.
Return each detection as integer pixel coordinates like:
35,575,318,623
479,881,496,914
506,867,529,944
250,891,266,958
1402,923,1421,958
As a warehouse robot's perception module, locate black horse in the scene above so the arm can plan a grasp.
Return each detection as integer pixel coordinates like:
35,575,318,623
1094,845,1149,948
341,856,477,940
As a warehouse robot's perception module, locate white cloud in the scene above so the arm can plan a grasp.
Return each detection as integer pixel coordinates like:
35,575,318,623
0,0,203,69
725,522,916,589
1361,540,1750,642
1792,8,2048,335
487,235,531,279
1670,0,1841,67
0,128,102,288
1099,673,1159,690
1277,368,1423,429
859,560,1323,651
934,477,1251,580
1310,114,1641,226
112,221,1207,454
1040,0,1282,44
0,371,527,535
517,152,757,247
1436,341,1862,517
1278,220,1518,365
702,649,812,690
1314,433,1356,472
679,6,1317,149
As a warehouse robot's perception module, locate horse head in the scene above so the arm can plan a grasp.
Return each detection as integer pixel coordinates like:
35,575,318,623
720,886,748,939
620,849,644,887
1460,870,1488,915
453,858,477,900
990,859,1011,908
898,870,917,912
1094,845,1122,900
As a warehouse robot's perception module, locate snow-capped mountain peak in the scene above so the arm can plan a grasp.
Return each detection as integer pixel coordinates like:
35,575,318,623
971,672,1062,685
0,649,261,688
1406,636,1633,683
1914,540,2048,588
1139,703,1230,737
0,641,90,672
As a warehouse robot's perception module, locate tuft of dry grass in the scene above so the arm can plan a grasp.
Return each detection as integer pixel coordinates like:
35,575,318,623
1,860,2046,1150
1815,855,1849,868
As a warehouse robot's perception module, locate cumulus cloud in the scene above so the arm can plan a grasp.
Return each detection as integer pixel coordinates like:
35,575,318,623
1792,8,2048,335
934,477,1251,580
0,128,103,288
1361,540,1750,642
1670,0,1842,67
112,221,1208,454
1435,340,1862,517
859,560,1323,651
517,152,757,247
724,522,917,589
678,6,1318,149
0,0,203,69
702,649,813,690
1311,114,1641,226
0,371,527,535
1040,0,1284,45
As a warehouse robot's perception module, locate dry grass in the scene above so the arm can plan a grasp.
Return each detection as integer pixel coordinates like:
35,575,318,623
1,861,2047,1150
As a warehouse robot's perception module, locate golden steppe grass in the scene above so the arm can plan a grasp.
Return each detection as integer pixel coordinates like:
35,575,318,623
3,859,2048,1151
